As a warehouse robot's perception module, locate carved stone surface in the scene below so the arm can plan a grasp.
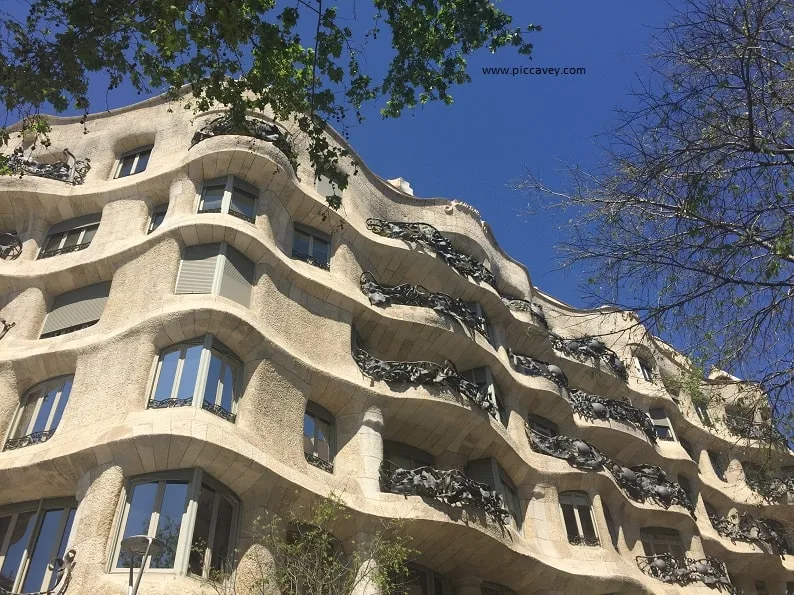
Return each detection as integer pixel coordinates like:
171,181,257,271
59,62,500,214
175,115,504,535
549,333,628,381
508,349,568,388
0,232,22,260
724,415,788,445
360,272,489,339
526,426,609,471
366,218,498,289
7,149,90,184
305,452,334,473
499,295,548,327
0,318,14,341
1,548,78,595
352,348,498,418
380,461,509,525
4,429,56,451
607,464,695,516
636,554,736,593
710,513,790,555
190,114,297,167
570,389,657,442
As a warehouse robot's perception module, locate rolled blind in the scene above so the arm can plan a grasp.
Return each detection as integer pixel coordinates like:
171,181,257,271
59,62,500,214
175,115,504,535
176,244,220,294
47,213,101,235
219,246,253,306
41,282,110,336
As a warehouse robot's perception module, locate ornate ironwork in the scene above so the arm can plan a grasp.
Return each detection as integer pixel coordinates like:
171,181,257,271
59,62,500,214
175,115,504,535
744,469,794,503
6,148,90,184
508,349,568,388
228,209,256,224
636,554,735,593
190,114,297,168
526,426,609,471
570,389,657,442
292,251,330,270
380,460,509,525
305,452,334,473
709,512,790,555
202,400,237,422
366,218,498,289
0,548,77,595
724,415,788,445
38,242,91,259
607,464,695,516
569,534,600,546
0,318,14,341
0,232,22,260
500,295,547,327
148,397,193,409
352,348,498,418
549,333,627,381
360,272,489,339
4,429,56,451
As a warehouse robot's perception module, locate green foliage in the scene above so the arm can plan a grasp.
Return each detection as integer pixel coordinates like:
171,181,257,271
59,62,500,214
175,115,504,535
0,0,537,207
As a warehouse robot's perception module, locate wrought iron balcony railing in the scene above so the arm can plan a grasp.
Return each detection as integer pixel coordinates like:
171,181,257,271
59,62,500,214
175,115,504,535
569,534,600,546
526,426,609,471
353,348,498,418
4,429,57,451
570,389,657,443
549,333,627,381
0,318,14,341
38,242,92,259
709,512,790,555
360,272,489,340
724,415,788,446
380,460,508,525
0,232,22,260
499,295,548,328
6,148,90,184
147,397,236,422
508,349,568,389
745,470,794,503
636,554,735,593
305,452,334,473
201,400,236,423
0,549,77,595
366,218,498,289
292,250,330,270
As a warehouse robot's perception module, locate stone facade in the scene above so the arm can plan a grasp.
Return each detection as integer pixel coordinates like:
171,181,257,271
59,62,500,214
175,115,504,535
0,95,791,595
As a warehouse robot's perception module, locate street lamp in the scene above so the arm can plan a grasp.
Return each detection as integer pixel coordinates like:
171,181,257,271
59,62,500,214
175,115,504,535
120,535,166,595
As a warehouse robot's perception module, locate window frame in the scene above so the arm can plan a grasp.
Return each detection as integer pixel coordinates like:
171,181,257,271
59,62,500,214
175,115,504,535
197,175,258,224
640,527,686,561
526,414,558,438
38,217,100,259
4,376,73,451
498,465,522,532
708,450,727,482
464,300,495,344
303,401,336,472
110,469,239,580
401,563,452,595
148,204,168,233
383,441,434,471
648,407,677,442
559,491,599,546
694,401,712,425
174,242,254,307
462,366,508,426
633,355,654,382
147,335,241,422
114,146,152,178
292,224,331,270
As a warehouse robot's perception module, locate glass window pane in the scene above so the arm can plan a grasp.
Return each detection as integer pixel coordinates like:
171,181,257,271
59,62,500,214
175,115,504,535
312,238,329,264
176,345,203,401
14,394,39,438
150,209,166,232
118,154,136,177
230,188,256,219
189,485,215,576
211,497,234,572
200,185,225,212
133,150,151,174
561,504,578,540
117,482,159,568
43,234,62,253
0,512,35,589
203,355,223,406
303,414,315,455
154,350,180,402
62,230,81,248
31,387,59,434
48,508,74,589
49,380,72,431
219,364,235,413
21,508,66,591
150,481,189,569
293,230,311,257
316,419,331,462
80,225,97,244
576,505,597,539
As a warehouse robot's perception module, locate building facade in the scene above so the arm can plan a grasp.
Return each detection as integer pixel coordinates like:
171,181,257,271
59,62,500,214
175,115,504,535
0,96,791,594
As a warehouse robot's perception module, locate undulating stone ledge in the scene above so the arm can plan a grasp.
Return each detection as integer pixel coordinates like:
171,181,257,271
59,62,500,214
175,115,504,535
570,389,657,443
635,553,736,593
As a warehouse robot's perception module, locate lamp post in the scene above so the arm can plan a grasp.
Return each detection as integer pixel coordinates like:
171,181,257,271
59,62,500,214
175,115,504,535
120,535,165,595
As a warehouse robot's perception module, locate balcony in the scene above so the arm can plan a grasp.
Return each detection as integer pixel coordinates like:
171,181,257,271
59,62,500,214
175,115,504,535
526,426,608,471
724,415,788,446
352,348,498,418
6,148,90,184
38,241,91,259
499,295,547,328
549,334,628,381
570,389,657,443
508,349,568,389
709,512,790,555
635,554,735,593
0,232,22,260
4,429,56,451
360,271,489,340
147,397,237,423
380,460,508,525
366,218,498,289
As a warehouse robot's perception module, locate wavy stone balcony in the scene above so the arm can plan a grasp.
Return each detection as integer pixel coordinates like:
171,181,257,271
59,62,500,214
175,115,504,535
570,389,657,443
380,461,509,525
508,349,568,389
6,148,90,184
636,553,736,593
549,333,628,381
709,513,790,556
500,295,548,328
352,348,498,418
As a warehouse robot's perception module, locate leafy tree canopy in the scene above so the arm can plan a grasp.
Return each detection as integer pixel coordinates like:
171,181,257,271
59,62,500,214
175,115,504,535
0,0,538,205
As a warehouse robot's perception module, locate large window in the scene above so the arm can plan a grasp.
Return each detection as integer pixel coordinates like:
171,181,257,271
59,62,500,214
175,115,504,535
464,301,494,344
0,499,75,592
148,336,240,422
708,450,727,482
462,367,508,426
559,491,599,546
304,401,335,473
465,458,522,530
198,176,258,223
40,282,111,338
112,470,237,580
648,407,676,442
115,147,152,178
292,224,331,270
148,204,168,233
694,401,712,425
398,563,452,595
175,243,255,307
384,441,434,471
633,355,654,382
640,527,685,560
527,414,558,438
38,214,100,259
4,377,73,450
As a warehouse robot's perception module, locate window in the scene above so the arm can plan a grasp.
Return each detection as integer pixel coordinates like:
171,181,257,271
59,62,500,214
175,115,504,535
115,147,152,178
304,401,335,473
755,581,769,595
40,281,110,338
148,335,240,422
38,214,100,259
704,501,718,525
640,527,685,561
464,301,494,344
465,458,522,530
112,470,237,580
678,476,694,507
679,438,696,461
0,499,75,592
292,224,331,270
694,401,712,425
462,367,508,426
398,563,452,595
4,377,73,450
175,243,255,307
198,176,258,223
603,505,619,549
384,441,434,471
633,355,654,382
526,414,558,438
649,408,676,441
708,451,727,481
148,204,168,233
559,491,599,546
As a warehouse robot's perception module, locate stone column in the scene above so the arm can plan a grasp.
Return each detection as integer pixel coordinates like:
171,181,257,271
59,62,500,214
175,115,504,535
349,532,381,595
357,406,384,495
